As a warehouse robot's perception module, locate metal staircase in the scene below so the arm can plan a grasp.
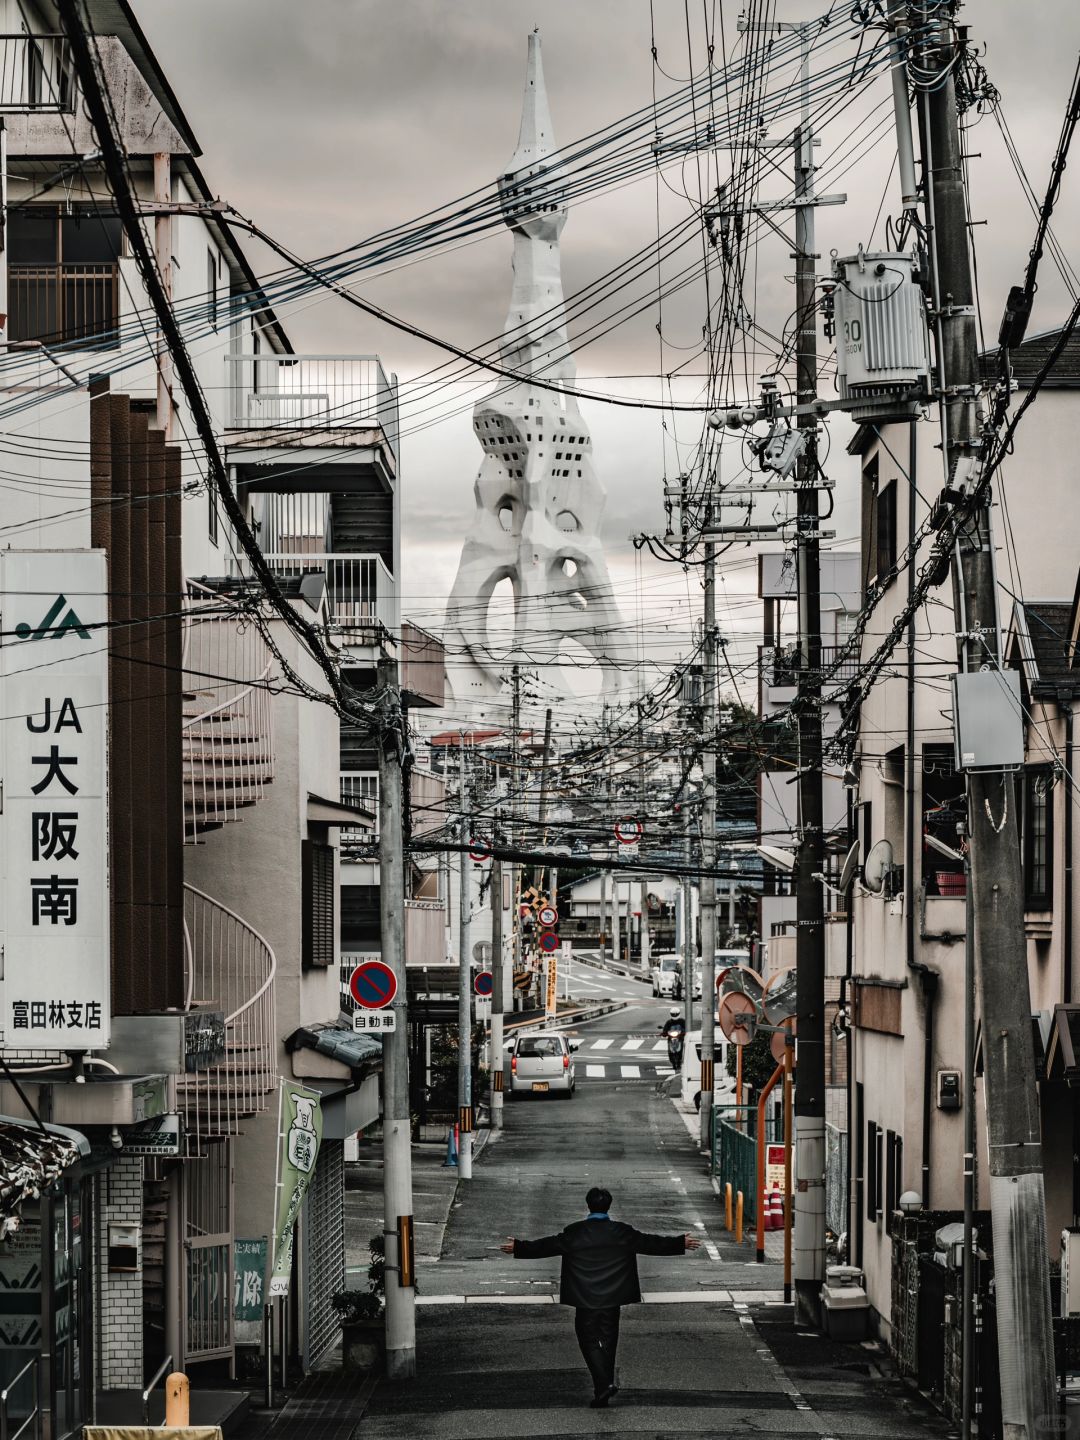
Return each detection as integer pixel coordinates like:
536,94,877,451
182,582,275,840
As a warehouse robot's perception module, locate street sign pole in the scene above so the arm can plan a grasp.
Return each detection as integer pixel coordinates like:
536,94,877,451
376,658,415,1379
457,742,474,1180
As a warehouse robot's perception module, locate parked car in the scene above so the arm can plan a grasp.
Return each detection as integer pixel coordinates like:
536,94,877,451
507,1031,577,1098
651,953,679,997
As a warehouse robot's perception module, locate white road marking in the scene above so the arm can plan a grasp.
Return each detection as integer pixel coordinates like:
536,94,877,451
585,1064,606,1077
652,1039,668,1051
620,1064,641,1078
622,1038,644,1051
704,1241,722,1261
590,1039,614,1050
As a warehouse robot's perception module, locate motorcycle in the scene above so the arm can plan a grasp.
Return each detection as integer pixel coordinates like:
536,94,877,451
659,1023,686,1072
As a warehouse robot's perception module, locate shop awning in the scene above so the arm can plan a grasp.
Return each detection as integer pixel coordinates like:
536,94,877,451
0,1115,89,1220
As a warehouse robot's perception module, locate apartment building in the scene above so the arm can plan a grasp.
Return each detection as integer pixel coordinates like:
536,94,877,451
843,326,1080,1349
0,4,418,1423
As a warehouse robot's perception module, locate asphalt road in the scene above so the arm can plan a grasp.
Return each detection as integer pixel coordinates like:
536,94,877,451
359,974,952,1439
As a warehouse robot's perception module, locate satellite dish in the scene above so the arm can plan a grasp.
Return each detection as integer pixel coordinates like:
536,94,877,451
839,840,860,895
755,845,796,873
863,839,894,894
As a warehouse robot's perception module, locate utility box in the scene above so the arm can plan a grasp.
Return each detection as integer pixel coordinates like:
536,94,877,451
832,250,930,421
952,669,1024,771
822,1264,869,1342
1062,1230,1080,1317
937,1070,961,1111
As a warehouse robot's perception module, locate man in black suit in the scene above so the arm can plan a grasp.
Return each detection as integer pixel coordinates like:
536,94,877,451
501,1185,700,1407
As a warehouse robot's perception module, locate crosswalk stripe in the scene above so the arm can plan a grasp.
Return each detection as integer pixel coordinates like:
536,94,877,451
620,1064,641,1078
590,1039,613,1050
585,1065,606,1078
622,1038,643,1052
652,1039,668,1051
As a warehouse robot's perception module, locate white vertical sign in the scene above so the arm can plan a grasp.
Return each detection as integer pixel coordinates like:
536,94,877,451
1,552,110,1049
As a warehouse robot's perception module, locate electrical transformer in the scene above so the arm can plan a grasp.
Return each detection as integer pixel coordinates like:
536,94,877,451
831,250,931,420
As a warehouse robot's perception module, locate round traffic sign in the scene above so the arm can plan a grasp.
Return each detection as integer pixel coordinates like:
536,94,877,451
474,970,494,997
538,930,560,954
349,960,398,1010
614,816,643,846
469,835,492,863
537,904,558,927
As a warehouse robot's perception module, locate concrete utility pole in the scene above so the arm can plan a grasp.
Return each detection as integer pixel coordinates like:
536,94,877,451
681,799,694,1034
791,44,827,1332
377,659,416,1378
491,848,505,1130
511,664,523,1007
913,9,1055,1427
699,534,719,1150
638,705,651,976
457,740,474,1180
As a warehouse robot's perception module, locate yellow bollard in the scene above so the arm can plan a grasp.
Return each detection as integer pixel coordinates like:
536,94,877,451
735,1190,744,1246
164,1373,190,1428
724,1182,733,1232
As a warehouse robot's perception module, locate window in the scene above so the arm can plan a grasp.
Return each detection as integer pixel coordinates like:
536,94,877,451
876,478,898,580
923,746,966,895
884,1130,903,1235
8,207,122,348
1023,767,1054,910
866,1120,881,1221
302,838,336,969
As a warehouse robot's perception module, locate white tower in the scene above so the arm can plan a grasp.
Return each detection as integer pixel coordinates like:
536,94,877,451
445,31,627,708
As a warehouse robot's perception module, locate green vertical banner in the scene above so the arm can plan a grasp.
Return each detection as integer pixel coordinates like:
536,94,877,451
268,1082,323,1299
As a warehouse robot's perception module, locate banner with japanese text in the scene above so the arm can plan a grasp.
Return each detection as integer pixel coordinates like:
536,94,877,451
268,1082,322,1298
0,552,110,1049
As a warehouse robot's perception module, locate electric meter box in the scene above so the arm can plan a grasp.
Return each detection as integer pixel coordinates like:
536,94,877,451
832,250,930,420
951,669,1024,771
1062,1230,1080,1317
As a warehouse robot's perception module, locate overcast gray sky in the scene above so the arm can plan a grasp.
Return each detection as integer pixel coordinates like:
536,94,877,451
137,1,1080,707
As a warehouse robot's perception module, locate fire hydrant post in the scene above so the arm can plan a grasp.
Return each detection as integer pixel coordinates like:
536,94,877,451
165,1372,190,1428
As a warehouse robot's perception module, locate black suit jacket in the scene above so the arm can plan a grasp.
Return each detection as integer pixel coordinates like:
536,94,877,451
514,1218,685,1308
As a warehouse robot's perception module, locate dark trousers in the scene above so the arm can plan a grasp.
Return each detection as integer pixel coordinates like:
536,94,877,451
574,1305,621,1394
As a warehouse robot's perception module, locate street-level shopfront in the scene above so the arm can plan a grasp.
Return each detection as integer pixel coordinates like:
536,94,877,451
0,1119,92,1440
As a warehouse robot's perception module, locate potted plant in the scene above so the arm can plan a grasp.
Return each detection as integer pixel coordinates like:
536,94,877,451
333,1234,386,1371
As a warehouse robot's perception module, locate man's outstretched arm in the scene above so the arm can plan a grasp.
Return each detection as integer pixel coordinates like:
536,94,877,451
629,1228,702,1256
499,1232,566,1258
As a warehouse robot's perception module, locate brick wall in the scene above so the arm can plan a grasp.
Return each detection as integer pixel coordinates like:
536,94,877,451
96,1152,144,1389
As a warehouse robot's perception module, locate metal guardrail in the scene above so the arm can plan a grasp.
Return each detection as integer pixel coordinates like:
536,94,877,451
261,552,397,635
9,263,119,349
0,1355,39,1440
141,1353,173,1426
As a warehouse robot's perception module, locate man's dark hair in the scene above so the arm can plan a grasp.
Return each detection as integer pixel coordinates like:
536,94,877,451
586,1186,612,1213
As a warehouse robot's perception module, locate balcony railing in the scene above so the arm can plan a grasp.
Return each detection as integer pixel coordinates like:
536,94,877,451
224,354,398,453
180,885,277,1147
261,552,397,636
183,582,275,840
8,263,119,349
767,643,860,688
0,34,75,111
406,899,447,966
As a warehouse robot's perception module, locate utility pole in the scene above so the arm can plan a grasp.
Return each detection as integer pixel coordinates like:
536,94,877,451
377,658,416,1379
638,705,651,976
913,8,1055,1427
490,846,505,1130
457,739,474,1180
510,664,523,1009
699,533,719,1150
681,797,694,1033
790,31,827,1330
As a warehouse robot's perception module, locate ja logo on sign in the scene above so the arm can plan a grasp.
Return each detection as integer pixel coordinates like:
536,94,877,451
15,595,92,643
